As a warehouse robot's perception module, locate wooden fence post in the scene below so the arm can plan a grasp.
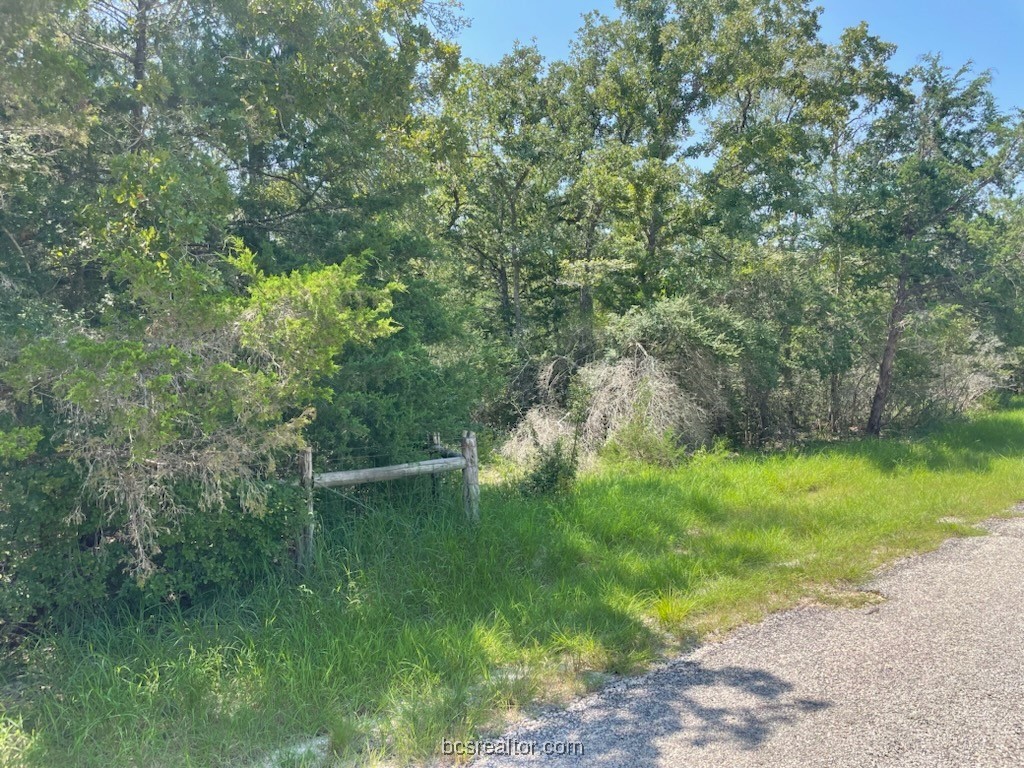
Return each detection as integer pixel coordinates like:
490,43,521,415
299,446,314,569
428,432,440,499
461,431,480,523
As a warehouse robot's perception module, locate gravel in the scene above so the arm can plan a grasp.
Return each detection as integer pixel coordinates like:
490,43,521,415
470,515,1024,767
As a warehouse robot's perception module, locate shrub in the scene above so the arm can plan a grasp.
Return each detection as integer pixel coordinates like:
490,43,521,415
0,461,124,638
521,436,578,496
0,456,304,638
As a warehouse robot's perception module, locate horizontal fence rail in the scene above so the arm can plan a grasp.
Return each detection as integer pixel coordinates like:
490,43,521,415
296,431,480,570
315,456,466,488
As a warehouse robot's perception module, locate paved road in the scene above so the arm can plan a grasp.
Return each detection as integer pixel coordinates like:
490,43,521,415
472,516,1024,768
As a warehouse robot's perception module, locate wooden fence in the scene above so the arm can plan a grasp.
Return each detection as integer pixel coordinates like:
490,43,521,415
296,432,479,568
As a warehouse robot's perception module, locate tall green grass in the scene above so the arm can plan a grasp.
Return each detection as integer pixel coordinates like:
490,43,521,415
3,408,1024,766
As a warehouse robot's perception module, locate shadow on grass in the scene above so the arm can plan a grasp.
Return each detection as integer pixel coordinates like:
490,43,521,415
10,408,1024,765
804,410,1024,475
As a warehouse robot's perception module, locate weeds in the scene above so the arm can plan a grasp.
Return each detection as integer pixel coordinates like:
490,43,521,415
3,408,1024,766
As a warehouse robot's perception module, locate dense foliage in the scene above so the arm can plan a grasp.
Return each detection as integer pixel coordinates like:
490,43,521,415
1,0,1023,630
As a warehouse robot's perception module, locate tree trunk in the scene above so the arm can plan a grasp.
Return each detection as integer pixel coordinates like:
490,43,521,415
828,369,841,434
575,210,602,359
640,215,660,298
512,256,523,338
866,274,910,436
578,282,595,357
130,0,152,151
495,261,513,337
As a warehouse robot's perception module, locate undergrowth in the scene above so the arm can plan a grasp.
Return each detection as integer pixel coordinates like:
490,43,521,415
3,408,1024,766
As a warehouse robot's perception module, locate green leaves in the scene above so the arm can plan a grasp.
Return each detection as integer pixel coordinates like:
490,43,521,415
2,0,1024,608
239,258,399,398
0,426,42,461
4,239,398,574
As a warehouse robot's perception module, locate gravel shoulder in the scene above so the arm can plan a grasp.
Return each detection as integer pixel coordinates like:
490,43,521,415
469,515,1024,768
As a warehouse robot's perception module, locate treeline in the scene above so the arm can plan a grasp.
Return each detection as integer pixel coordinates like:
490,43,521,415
1,0,1023,630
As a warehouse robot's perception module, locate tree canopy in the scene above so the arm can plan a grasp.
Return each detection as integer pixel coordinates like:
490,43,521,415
2,0,1023,627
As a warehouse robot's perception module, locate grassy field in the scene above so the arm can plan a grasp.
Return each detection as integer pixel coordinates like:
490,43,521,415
3,407,1024,766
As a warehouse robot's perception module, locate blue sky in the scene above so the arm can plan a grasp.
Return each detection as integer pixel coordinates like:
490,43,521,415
454,1,1024,110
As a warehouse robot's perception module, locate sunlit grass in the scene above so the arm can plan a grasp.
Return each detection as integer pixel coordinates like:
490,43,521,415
3,408,1024,766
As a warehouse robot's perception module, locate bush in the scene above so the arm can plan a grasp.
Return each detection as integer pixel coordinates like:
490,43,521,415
601,420,683,467
887,309,1015,428
521,436,578,495
137,483,303,604
0,456,304,638
0,461,124,638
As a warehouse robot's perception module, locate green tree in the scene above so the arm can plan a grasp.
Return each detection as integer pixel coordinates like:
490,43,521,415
831,58,1024,435
438,46,566,341
0,0,462,586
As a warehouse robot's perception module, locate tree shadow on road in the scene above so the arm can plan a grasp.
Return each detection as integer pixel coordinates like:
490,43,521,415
480,660,830,766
